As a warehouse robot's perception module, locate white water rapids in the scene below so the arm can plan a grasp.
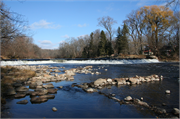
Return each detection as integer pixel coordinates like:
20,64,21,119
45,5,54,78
0,59,160,66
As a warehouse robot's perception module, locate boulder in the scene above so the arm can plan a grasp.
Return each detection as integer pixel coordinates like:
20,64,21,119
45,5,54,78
129,77,138,84
52,107,57,112
16,100,28,104
16,86,29,92
107,78,112,83
94,78,107,86
85,88,97,93
29,84,37,89
66,76,74,81
124,96,132,101
172,108,180,115
58,86,63,89
47,89,58,94
36,86,43,89
6,88,16,95
36,81,43,86
39,95,55,99
30,96,48,103
114,78,126,85
13,83,22,87
43,83,54,89
165,90,170,94
14,93,26,98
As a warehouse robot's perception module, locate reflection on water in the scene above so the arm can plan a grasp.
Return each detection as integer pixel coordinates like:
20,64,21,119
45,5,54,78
2,62,179,118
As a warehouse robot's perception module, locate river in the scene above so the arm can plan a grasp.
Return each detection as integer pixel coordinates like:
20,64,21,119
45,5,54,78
1,59,179,118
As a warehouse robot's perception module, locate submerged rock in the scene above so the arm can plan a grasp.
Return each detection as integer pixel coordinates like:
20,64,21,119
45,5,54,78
30,96,48,103
16,86,29,92
16,100,28,104
14,93,26,98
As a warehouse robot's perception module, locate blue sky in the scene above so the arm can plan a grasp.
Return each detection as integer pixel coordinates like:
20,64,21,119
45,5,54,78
3,0,166,49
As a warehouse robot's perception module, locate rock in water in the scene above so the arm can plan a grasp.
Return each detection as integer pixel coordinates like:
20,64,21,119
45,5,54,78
124,96,132,101
173,108,180,115
52,107,57,112
165,90,170,94
16,100,28,104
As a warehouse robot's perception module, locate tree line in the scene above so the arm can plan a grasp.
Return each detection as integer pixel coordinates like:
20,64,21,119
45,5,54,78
1,1,179,59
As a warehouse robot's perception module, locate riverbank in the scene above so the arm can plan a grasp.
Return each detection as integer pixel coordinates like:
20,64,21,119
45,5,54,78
1,63,179,118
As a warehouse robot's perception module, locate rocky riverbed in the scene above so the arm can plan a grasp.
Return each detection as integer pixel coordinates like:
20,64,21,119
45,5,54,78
1,62,179,118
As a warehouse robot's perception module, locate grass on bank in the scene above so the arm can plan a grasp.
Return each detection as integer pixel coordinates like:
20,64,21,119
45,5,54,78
1,66,36,104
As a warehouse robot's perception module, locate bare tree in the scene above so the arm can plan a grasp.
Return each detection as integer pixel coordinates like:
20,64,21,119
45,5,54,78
97,16,117,42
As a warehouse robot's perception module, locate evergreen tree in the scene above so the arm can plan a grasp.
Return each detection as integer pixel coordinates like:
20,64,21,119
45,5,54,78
89,32,94,58
106,41,114,56
98,30,107,56
116,23,129,54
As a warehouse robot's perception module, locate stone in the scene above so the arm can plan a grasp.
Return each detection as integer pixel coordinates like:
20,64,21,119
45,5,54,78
107,78,112,83
172,108,180,115
165,90,170,94
36,81,43,86
36,86,43,89
6,88,16,95
39,95,55,99
94,78,107,86
111,93,116,97
156,108,166,114
51,78,57,82
58,86,63,89
111,97,120,102
52,107,57,112
13,83,22,87
114,78,126,85
112,82,116,85
16,100,28,104
129,77,138,84
66,76,74,81
97,86,102,89
14,93,26,98
16,86,29,92
85,88,97,93
30,96,48,103
29,84,37,89
124,96,132,101
47,89,58,94
43,83,54,89
137,100,149,107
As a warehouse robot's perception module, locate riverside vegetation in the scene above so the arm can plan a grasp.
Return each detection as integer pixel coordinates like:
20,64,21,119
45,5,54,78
1,64,179,118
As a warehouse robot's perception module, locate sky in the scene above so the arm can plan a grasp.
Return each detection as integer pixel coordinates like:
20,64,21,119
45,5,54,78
3,0,167,49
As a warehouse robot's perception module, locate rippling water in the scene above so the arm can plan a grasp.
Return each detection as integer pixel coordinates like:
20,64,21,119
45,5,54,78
2,62,179,118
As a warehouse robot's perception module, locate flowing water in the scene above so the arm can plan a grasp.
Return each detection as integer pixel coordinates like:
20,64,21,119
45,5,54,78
1,59,179,118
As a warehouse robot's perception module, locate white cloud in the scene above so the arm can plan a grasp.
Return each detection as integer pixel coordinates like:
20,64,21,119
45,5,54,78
136,0,151,7
77,23,88,27
30,20,61,29
38,40,52,44
38,40,58,49
61,34,70,38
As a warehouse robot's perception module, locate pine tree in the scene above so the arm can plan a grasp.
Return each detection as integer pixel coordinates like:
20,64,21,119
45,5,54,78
98,30,107,56
116,23,129,54
89,32,94,58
